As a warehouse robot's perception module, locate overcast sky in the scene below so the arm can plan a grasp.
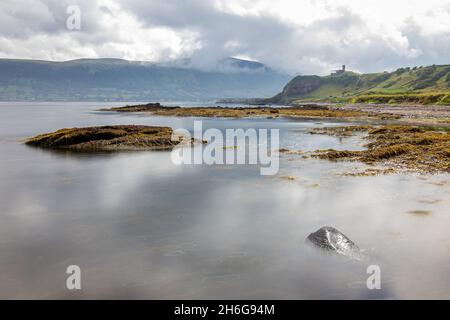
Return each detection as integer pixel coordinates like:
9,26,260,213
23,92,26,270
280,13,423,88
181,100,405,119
0,0,449,74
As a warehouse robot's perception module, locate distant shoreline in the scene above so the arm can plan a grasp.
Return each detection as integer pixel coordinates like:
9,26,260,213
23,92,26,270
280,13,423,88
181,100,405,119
103,102,450,127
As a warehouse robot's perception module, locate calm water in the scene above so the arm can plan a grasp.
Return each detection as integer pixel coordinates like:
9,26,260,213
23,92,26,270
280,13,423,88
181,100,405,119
0,101,449,299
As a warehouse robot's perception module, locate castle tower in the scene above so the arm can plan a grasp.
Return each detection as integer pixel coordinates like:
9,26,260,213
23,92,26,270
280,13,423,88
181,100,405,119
331,65,347,75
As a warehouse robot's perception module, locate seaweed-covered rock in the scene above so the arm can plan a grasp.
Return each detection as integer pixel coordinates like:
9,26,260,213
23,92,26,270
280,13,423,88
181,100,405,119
25,125,178,151
311,125,450,173
107,103,180,112
104,103,370,118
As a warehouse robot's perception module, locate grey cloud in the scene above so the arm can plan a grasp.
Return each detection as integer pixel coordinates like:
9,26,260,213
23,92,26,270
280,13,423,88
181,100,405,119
120,1,450,74
0,0,449,74
0,0,121,46
119,0,296,70
400,18,450,67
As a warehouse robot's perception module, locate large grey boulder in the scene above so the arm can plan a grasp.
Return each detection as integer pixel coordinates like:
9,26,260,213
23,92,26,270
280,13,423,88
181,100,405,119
307,226,362,259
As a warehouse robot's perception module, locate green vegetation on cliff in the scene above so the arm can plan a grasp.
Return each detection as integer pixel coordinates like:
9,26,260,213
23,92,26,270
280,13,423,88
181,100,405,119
270,65,450,105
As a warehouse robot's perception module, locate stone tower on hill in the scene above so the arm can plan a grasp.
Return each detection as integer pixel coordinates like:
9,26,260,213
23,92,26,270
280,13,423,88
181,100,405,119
331,65,346,75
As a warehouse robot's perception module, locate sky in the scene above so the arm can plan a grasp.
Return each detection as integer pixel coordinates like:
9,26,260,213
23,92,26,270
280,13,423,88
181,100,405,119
0,0,449,74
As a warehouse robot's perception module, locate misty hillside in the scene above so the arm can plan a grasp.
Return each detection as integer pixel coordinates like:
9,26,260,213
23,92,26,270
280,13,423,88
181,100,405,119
270,64,450,104
0,58,290,101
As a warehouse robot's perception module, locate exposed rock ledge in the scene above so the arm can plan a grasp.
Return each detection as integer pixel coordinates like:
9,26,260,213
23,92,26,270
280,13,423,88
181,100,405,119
103,102,383,119
25,125,179,151
310,125,450,174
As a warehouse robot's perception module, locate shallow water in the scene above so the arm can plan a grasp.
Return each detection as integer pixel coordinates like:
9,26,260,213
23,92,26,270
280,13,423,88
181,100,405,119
0,101,449,299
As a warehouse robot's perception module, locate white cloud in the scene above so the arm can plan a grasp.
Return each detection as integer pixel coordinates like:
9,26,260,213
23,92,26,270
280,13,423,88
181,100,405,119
0,0,449,74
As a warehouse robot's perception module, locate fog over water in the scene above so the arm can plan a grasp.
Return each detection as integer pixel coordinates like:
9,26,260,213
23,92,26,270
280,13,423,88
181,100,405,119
0,102,449,299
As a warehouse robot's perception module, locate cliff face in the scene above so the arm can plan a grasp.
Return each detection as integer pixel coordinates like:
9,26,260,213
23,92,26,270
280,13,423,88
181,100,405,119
270,65,450,104
281,76,323,96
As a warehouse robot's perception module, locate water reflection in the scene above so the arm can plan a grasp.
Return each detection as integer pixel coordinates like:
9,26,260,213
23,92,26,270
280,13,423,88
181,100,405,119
0,102,449,299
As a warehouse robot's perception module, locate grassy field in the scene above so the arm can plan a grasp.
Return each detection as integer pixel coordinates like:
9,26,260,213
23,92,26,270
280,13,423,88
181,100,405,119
271,64,450,105
349,92,450,105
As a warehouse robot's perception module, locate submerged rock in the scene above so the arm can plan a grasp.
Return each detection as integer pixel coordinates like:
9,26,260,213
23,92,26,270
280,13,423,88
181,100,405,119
407,210,432,216
306,226,361,259
25,125,179,151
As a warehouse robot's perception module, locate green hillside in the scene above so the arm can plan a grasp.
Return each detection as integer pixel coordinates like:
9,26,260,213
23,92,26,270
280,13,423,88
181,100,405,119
270,64,450,105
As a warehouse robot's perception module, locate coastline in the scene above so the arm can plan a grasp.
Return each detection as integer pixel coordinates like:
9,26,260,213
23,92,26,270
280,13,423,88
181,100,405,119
103,102,450,126
97,102,450,175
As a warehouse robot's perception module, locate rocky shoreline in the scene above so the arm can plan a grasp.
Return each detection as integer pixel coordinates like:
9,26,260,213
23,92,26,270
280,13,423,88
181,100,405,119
104,102,450,125
333,103,450,126
98,102,450,174
103,102,393,120
309,125,450,174
27,103,450,175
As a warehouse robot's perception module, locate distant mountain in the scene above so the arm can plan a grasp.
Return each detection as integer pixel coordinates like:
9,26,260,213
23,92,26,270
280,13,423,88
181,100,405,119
270,64,450,105
0,57,290,101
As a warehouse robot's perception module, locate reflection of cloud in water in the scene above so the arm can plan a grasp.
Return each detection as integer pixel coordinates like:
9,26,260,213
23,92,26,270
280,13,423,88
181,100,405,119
96,152,183,209
1,102,450,298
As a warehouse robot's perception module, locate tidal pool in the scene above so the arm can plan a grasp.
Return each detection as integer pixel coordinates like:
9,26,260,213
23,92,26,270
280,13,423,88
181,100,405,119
0,102,449,299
